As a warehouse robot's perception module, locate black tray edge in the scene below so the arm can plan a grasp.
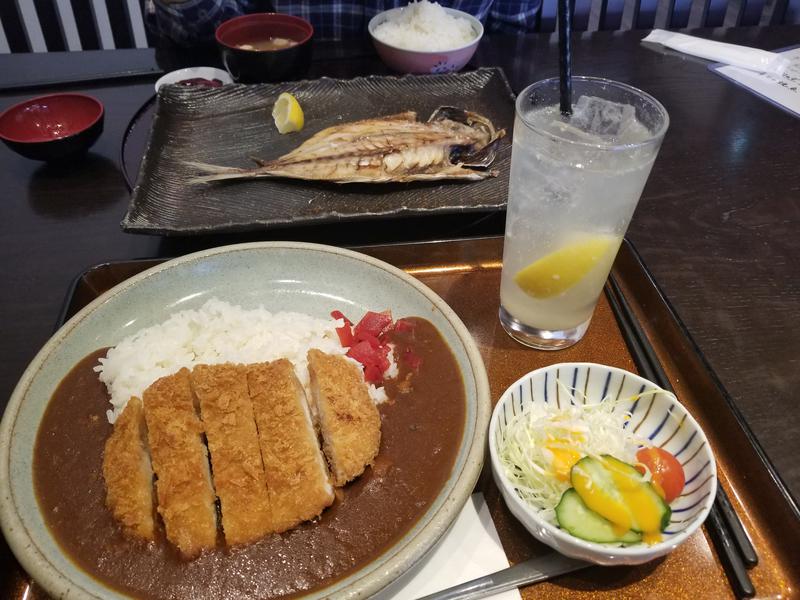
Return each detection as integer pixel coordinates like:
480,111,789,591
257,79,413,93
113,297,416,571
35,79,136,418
620,239,800,522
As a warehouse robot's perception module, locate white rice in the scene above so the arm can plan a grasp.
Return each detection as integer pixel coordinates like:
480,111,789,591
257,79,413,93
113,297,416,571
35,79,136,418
96,298,391,423
373,1,476,52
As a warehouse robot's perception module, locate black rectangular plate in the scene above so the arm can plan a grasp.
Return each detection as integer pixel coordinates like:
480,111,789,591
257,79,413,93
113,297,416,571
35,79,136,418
123,68,515,236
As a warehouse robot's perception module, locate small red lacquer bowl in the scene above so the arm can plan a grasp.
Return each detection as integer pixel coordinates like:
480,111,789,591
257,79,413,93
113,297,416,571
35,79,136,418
0,93,104,161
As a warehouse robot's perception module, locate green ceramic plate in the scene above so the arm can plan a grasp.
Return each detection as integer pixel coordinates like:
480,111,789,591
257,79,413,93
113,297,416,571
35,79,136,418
0,241,490,599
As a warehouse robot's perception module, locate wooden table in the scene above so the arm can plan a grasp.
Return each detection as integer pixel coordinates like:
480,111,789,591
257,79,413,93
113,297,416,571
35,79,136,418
1,24,798,515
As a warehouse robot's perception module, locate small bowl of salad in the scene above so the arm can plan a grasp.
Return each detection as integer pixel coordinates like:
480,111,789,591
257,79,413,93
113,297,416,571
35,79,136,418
489,363,716,565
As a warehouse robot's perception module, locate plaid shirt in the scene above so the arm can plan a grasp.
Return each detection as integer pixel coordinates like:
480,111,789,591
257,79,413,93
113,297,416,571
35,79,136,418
146,0,261,46
273,1,542,39
147,0,540,45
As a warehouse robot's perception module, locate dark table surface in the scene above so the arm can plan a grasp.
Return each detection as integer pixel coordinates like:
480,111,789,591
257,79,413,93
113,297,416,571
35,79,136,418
1,25,799,514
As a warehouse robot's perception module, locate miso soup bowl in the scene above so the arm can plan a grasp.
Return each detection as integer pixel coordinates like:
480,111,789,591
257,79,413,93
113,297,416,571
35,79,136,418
489,363,717,566
216,13,313,83
368,6,483,74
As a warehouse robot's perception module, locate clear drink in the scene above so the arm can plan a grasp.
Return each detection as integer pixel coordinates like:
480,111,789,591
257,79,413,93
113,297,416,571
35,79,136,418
499,78,669,350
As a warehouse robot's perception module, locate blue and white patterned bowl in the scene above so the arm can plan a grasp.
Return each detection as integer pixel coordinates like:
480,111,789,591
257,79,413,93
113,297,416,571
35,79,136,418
489,363,716,565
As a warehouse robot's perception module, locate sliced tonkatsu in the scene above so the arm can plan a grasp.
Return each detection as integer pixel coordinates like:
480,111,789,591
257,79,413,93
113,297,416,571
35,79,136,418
142,368,218,557
102,349,386,558
307,350,381,487
102,396,155,540
191,363,273,545
247,360,335,532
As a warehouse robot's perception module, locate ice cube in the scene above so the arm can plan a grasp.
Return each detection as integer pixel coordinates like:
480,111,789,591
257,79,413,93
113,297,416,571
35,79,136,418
548,120,602,143
569,96,637,137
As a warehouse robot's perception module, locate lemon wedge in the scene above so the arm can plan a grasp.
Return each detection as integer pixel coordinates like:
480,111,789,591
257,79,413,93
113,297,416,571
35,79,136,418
514,234,618,299
272,92,304,134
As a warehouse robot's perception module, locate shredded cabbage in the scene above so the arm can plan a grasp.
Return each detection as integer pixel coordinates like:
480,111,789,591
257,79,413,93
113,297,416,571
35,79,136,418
497,385,655,525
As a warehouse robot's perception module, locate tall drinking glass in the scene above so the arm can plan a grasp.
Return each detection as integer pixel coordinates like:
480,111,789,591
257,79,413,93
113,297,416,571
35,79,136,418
499,77,669,350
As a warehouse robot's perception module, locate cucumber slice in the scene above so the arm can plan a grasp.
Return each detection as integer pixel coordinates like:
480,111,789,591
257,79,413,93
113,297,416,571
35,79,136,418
570,455,671,533
556,488,642,543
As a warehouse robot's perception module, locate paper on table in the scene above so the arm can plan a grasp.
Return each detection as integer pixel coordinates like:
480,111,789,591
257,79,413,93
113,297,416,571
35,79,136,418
642,30,790,76
711,46,800,119
373,493,522,600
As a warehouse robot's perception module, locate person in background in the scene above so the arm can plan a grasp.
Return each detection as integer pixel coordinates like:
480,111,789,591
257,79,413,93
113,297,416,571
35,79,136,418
274,1,542,38
145,0,266,47
145,0,541,46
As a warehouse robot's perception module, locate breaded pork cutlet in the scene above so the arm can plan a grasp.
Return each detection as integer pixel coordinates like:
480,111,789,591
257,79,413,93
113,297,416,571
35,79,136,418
102,396,155,540
191,363,273,545
307,350,381,487
143,369,218,557
247,360,334,532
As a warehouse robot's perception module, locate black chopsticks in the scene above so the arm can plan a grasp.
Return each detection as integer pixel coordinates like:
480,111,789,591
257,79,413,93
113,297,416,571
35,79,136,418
606,275,757,599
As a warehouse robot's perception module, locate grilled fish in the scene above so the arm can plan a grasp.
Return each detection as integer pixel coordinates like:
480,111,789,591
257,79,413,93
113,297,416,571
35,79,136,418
188,107,505,184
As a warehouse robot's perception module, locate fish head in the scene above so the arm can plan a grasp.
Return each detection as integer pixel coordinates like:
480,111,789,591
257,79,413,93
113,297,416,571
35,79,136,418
428,106,505,168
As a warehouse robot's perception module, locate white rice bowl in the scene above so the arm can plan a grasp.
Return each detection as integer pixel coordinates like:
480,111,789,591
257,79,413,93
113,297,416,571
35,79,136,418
96,298,392,423
372,0,477,51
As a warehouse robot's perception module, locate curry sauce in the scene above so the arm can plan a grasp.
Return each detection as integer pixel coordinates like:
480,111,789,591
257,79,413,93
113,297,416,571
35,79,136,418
33,317,466,599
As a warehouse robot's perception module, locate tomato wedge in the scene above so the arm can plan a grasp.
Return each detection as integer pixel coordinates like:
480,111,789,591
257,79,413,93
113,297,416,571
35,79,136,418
635,447,685,503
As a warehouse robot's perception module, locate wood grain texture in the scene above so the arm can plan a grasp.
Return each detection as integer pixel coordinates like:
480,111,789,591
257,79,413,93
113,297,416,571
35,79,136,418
125,69,515,235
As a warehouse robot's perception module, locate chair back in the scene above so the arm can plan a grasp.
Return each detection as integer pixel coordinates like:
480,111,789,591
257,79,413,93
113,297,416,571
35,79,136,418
1,0,149,53
528,0,792,32
0,0,795,53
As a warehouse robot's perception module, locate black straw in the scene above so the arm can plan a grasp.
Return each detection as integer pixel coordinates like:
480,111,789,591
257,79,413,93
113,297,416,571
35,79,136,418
558,0,573,115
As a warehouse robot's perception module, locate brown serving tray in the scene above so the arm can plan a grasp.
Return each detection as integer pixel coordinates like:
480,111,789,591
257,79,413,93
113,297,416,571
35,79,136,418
6,237,799,599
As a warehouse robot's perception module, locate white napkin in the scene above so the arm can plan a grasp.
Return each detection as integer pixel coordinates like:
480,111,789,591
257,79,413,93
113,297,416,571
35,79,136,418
711,46,800,118
642,29,790,76
374,492,522,600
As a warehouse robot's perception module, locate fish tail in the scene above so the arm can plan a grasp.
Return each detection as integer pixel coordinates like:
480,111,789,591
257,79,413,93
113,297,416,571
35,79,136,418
185,161,268,184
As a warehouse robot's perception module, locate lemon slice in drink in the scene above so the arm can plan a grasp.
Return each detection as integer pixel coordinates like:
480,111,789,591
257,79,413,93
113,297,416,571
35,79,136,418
272,92,304,134
514,234,617,299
